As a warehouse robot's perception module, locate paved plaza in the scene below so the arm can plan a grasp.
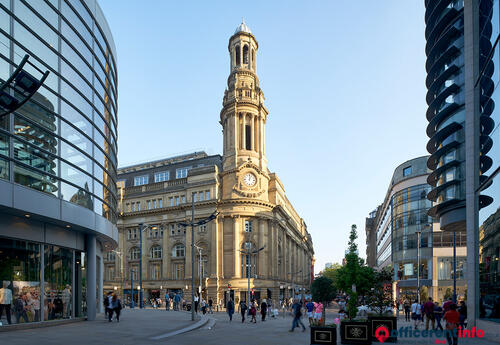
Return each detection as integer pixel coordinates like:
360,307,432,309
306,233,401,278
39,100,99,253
1,308,499,345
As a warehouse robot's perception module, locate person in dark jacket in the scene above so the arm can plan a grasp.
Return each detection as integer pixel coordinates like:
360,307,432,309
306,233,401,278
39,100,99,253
261,299,268,321
458,301,467,329
289,299,306,332
434,302,443,330
109,293,122,322
14,294,29,323
239,300,247,323
226,298,234,322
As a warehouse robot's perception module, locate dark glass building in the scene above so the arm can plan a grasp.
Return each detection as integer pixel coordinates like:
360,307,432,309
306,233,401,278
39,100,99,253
0,0,118,324
425,0,500,331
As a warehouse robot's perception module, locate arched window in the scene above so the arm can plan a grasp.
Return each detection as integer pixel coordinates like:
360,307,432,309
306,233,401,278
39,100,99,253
129,247,140,260
105,251,115,262
150,245,162,259
172,244,185,258
235,45,240,65
243,45,249,64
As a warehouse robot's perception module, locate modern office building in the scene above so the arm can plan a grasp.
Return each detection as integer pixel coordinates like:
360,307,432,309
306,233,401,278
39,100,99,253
104,22,314,307
366,156,467,302
0,0,118,325
365,208,378,268
424,0,499,331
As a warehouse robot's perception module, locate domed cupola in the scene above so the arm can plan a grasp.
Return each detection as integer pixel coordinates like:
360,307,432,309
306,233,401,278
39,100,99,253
234,19,252,34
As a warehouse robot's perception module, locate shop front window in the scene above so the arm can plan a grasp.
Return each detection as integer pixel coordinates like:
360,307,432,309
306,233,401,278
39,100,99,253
44,245,73,320
0,237,41,324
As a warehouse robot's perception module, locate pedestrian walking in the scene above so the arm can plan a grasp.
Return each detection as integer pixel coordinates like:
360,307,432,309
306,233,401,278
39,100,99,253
261,299,268,321
194,294,199,313
411,300,421,330
458,301,467,329
240,300,247,323
165,292,170,311
305,298,314,326
0,282,13,325
250,300,257,323
404,299,411,322
423,297,436,330
434,301,444,330
314,301,323,325
226,298,234,322
444,303,460,345
104,291,112,319
201,298,207,315
289,299,306,332
208,298,213,314
109,293,122,322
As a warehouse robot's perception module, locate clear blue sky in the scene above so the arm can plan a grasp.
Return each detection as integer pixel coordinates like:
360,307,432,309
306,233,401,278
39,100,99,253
100,1,428,272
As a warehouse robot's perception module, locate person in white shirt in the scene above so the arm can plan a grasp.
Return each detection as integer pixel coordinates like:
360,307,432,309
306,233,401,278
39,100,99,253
411,300,421,330
0,281,13,324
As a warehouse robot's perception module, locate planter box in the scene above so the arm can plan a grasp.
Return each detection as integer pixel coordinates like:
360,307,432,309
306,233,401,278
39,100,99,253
368,315,397,343
340,320,371,345
311,326,337,345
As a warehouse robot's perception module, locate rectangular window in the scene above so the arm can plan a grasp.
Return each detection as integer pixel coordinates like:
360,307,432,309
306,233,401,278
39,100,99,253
206,190,210,200
175,196,180,206
193,192,198,202
126,203,130,212
154,171,170,182
147,200,151,210
134,175,149,186
199,192,204,201
137,202,141,211
199,224,207,233
131,203,135,212
245,220,253,232
170,224,175,236
182,195,186,203
169,197,174,206
108,266,115,280
174,264,184,280
245,125,252,150
158,199,163,208
153,200,157,209
128,229,132,240
403,166,412,177
151,264,161,280
176,167,191,179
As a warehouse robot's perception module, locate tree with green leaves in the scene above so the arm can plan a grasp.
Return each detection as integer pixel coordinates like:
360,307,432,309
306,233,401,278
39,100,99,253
311,276,336,325
335,224,375,319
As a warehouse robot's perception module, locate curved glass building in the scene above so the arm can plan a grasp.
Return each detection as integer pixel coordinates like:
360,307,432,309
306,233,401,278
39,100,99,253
425,0,494,230
0,0,117,324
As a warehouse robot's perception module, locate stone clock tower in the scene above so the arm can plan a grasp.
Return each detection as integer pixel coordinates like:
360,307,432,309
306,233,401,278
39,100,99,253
220,20,269,202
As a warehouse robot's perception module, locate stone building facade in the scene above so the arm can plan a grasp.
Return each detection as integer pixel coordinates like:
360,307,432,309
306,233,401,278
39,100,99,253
103,22,314,306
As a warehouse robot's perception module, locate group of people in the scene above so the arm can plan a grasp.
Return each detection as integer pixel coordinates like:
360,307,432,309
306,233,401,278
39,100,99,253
104,292,122,322
403,297,467,345
225,298,269,323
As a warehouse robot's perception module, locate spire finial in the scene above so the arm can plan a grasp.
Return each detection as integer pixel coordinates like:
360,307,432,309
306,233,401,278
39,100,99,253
242,17,245,24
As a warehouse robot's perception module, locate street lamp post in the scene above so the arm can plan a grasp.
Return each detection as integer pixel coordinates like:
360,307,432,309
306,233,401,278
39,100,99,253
453,231,457,304
113,250,124,303
179,195,218,321
194,244,203,298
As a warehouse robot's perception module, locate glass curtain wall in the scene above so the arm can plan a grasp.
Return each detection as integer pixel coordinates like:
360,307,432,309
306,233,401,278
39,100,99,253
478,0,500,323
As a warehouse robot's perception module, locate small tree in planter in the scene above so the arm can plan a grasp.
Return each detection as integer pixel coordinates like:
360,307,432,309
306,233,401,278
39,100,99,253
311,276,336,325
367,268,397,343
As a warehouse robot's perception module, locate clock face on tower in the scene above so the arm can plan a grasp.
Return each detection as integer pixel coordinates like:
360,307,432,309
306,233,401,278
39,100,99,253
243,173,257,187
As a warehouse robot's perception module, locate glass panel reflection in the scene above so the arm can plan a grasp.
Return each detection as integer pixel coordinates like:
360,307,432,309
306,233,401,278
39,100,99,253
60,180,93,210
0,237,40,324
44,245,72,320
13,163,58,196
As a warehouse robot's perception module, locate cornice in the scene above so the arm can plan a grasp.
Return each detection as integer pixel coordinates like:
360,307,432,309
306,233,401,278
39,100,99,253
120,200,218,218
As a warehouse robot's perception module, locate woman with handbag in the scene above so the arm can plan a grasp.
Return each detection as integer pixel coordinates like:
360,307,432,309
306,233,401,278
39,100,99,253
443,304,460,345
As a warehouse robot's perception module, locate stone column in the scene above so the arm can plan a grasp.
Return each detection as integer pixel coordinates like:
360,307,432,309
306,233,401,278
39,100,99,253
242,114,246,150
86,234,96,321
251,114,255,151
234,216,241,278
163,224,170,281
185,220,193,280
